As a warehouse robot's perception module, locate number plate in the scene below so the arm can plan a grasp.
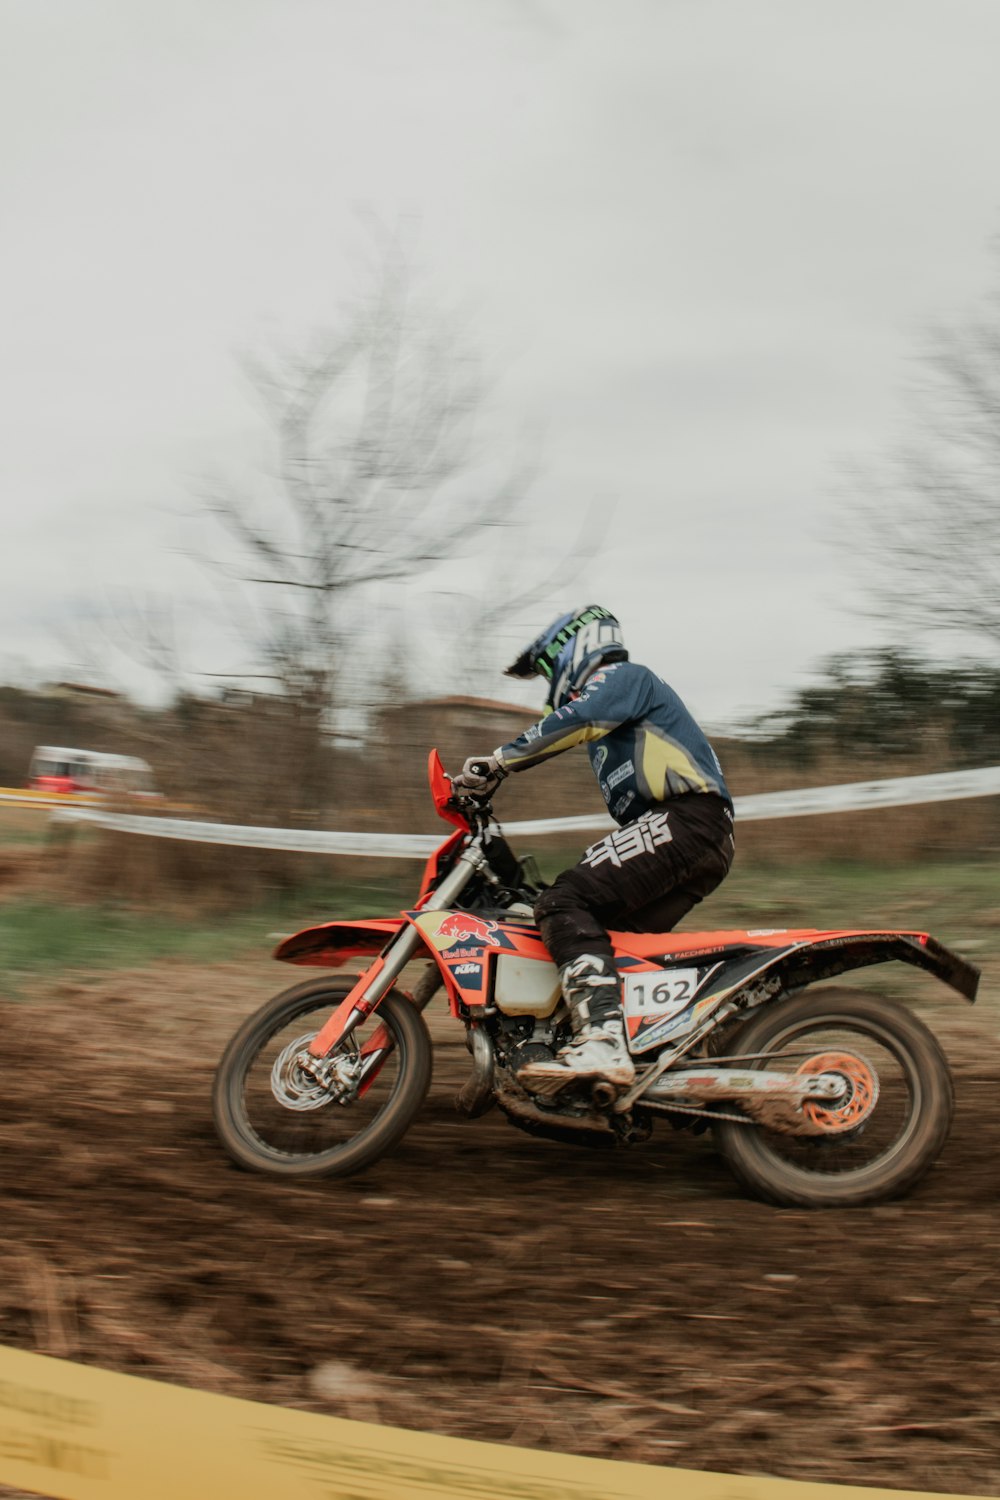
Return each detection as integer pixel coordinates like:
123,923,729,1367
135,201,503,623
622,968,701,1022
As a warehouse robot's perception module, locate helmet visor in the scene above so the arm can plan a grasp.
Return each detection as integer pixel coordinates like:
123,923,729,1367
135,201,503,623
504,606,620,702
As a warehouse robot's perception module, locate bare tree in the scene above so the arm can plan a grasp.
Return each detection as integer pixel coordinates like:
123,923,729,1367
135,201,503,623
190,225,546,815
845,278,1000,650
46,228,564,831
206,227,533,708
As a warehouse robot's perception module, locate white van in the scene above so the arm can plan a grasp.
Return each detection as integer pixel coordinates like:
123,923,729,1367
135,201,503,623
28,746,158,798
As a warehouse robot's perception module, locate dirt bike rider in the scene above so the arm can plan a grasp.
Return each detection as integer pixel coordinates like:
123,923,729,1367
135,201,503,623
451,605,735,1091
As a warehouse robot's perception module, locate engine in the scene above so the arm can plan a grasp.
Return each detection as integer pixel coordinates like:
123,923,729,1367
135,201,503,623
491,1013,563,1079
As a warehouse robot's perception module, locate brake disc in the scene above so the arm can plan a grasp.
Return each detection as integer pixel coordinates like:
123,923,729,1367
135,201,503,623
270,1032,360,1112
797,1051,880,1134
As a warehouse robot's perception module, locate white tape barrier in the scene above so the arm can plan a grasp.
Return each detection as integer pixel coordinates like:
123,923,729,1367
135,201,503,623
734,764,1000,822
52,808,445,857
46,765,1000,859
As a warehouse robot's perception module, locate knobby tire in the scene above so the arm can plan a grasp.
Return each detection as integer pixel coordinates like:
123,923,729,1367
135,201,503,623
713,989,954,1208
212,976,433,1179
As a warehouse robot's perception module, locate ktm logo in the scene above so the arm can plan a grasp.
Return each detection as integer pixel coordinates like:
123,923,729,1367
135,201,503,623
436,913,500,945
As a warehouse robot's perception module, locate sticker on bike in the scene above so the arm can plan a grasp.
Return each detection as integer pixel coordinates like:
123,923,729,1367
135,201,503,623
622,966,725,1052
622,967,703,1021
435,913,501,946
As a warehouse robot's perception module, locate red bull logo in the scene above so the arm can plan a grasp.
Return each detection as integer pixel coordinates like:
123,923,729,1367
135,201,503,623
436,913,501,946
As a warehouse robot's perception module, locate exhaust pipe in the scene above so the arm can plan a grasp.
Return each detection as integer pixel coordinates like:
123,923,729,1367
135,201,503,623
455,1028,496,1118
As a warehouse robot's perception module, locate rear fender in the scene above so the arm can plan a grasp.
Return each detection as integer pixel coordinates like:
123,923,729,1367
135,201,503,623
703,931,980,1008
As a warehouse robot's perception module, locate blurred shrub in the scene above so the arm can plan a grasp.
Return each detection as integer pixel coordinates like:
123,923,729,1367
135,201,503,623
14,648,1000,905
743,649,1000,768
722,649,1000,866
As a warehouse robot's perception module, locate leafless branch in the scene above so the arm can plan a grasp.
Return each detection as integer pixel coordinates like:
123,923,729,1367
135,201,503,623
201,225,550,707
841,297,1000,651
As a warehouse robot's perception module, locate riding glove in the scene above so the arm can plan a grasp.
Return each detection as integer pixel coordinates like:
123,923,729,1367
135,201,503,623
452,753,508,796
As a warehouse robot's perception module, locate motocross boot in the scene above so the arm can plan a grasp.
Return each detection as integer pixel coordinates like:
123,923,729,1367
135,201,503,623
519,953,635,1092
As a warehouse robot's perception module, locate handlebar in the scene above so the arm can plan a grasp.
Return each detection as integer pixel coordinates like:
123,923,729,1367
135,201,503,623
439,764,541,897
445,776,496,827
447,788,494,819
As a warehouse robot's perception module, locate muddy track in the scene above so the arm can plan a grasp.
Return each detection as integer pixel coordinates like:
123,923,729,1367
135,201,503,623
1,960,998,1496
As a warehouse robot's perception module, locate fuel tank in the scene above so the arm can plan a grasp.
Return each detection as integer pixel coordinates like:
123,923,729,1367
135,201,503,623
493,954,562,1017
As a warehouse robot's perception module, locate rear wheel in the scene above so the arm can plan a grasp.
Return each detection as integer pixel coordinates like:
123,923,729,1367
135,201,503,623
212,977,432,1179
713,988,954,1208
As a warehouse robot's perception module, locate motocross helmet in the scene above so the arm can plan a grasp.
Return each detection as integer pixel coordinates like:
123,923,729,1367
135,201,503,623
505,605,628,711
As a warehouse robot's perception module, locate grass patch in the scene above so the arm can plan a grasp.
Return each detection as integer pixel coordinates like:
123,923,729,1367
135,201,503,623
0,858,995,1009
708,858,1000,939
0,875,412,989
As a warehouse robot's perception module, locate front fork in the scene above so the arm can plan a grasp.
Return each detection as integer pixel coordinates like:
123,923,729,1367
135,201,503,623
306,841,486,1062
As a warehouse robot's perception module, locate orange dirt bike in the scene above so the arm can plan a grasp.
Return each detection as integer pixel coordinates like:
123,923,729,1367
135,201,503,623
212,752,980,1207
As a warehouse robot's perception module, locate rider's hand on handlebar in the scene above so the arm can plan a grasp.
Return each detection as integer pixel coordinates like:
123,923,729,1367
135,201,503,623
451,754,508,797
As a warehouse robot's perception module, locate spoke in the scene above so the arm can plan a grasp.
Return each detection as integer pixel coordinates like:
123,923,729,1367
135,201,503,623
748,1021,914,1175
241,1003,402,1160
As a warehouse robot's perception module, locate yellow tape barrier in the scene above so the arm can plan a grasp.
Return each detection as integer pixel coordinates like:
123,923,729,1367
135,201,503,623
0,1344,985,1500
0,790,193,814
0,789,104,807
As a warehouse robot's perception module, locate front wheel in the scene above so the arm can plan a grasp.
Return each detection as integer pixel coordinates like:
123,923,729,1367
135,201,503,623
713,988,954,1208
212,976,432,1179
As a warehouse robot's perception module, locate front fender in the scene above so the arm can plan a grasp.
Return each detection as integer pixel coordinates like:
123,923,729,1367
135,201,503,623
274,918,406,969
274,914,472,1023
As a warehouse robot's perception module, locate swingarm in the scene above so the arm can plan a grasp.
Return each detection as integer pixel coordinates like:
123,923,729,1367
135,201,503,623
639,1060,870,1135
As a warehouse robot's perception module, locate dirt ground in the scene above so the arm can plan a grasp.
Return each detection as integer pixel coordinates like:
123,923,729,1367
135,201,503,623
1,953,999,1500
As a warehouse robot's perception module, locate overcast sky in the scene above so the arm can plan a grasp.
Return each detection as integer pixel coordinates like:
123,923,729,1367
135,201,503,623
4,0,1000,729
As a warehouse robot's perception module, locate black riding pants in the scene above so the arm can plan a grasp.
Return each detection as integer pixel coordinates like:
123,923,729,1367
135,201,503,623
533,794,735,975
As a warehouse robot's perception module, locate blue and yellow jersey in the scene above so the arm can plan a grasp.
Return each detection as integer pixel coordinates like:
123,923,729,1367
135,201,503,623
497,661,732,826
